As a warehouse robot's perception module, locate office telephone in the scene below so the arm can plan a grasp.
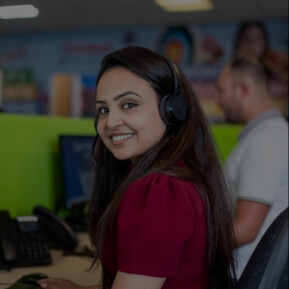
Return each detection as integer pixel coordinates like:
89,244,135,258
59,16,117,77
0,211,51,269
0,206,79,269
33,205,79,251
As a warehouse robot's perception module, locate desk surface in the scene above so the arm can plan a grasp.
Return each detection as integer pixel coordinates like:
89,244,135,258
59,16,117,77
0,234,101,288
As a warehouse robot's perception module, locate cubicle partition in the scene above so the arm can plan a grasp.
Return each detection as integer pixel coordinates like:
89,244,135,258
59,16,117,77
0,114,242,217
0,114,95,217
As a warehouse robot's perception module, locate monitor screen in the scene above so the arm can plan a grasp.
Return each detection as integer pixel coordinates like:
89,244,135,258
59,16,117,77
59,135,95,209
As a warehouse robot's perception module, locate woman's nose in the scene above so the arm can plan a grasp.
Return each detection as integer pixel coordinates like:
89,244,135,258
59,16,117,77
105,111,123,128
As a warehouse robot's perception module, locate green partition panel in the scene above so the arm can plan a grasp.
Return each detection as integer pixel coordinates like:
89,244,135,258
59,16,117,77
0,114,95,217
210,124,242,165
0,114,242,217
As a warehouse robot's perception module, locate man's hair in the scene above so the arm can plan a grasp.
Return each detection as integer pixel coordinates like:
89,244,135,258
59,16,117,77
231,57,269,87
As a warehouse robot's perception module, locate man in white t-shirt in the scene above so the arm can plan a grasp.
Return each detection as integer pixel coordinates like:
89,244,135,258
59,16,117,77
216,57,288,278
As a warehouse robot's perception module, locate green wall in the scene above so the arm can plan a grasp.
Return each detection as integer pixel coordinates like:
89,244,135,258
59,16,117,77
0,114,242,217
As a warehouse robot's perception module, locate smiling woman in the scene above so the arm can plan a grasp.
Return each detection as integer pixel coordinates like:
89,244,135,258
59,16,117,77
90,46,237,289
95,67,166,164
38,46,237,289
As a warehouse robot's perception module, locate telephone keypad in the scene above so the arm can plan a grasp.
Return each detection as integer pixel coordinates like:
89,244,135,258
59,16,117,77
16,232,51,266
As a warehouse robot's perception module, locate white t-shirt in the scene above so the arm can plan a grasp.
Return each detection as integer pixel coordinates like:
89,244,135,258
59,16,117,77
224,108,288,278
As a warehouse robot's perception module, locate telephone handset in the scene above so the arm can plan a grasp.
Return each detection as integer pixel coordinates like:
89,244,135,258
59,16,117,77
0,211,17,267
33,205,79,252
1,206,80,270
0,211,51,269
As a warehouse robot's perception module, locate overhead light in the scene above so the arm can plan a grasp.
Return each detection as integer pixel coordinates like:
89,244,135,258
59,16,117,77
0,4,39,19
155,0,213,12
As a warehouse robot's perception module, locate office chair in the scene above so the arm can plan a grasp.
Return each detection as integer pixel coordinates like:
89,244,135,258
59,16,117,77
237,207,288,289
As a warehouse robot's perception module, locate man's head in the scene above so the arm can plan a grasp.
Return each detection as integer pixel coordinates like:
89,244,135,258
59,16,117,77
216,57,271,123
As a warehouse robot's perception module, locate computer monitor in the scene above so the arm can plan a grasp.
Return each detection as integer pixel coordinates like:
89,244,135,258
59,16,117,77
58,135,95,210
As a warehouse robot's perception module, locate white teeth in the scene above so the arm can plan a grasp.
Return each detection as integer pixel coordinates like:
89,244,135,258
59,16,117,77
112,134,134,142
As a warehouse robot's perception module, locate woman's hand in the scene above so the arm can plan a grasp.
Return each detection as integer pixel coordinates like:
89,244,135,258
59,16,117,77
112,272,165,289
37,278,101,289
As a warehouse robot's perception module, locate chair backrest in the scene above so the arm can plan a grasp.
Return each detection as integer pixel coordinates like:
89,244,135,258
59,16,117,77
277,258,288,289
237,207,288,289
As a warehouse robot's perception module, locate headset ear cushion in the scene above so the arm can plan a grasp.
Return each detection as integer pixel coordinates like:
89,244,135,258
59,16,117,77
159,94,188,126
159,94,173,126
171,94,189,122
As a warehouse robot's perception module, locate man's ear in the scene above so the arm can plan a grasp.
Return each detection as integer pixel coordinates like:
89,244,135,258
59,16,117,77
234,84,243,100
236,81,250,100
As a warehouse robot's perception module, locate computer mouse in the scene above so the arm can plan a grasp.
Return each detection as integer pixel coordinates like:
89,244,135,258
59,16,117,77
17,273,49,287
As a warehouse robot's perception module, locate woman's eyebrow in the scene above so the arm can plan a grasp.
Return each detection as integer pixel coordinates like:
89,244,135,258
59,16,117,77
95,100,106,105
95,91,142,105
113,91,142,101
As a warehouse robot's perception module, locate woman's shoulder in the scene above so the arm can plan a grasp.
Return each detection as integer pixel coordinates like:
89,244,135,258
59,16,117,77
124,168,201,208
129,160,188,185
130,168,187,188
118,169,206,231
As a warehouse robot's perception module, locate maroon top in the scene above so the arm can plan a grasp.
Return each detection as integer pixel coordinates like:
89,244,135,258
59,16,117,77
102,168,209,289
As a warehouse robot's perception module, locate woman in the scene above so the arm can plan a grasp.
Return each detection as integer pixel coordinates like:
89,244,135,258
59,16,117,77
233,21,269,62
233,21,288,81
38,46,236,289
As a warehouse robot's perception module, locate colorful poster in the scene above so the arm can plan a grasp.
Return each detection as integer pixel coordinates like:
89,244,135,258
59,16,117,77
0,20,287,121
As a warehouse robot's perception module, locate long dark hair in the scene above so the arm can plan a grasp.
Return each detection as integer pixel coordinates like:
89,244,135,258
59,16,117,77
88,46,236,289
233,21,269,62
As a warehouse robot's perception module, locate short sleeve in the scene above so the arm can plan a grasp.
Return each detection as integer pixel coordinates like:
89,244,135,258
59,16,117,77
116,173,194,277
237,127,288,204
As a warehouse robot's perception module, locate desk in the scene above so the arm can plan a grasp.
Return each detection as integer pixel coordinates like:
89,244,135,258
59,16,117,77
0,234,101,288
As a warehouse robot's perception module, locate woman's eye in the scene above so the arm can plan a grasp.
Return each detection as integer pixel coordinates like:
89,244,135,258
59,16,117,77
98,107,108,115
123,102,137,109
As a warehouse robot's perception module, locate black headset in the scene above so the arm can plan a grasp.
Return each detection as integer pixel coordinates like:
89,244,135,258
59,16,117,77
158,56,189,127
92,55,189,158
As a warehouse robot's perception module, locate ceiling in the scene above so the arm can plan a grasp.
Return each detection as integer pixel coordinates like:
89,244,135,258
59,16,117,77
0,0,288,34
